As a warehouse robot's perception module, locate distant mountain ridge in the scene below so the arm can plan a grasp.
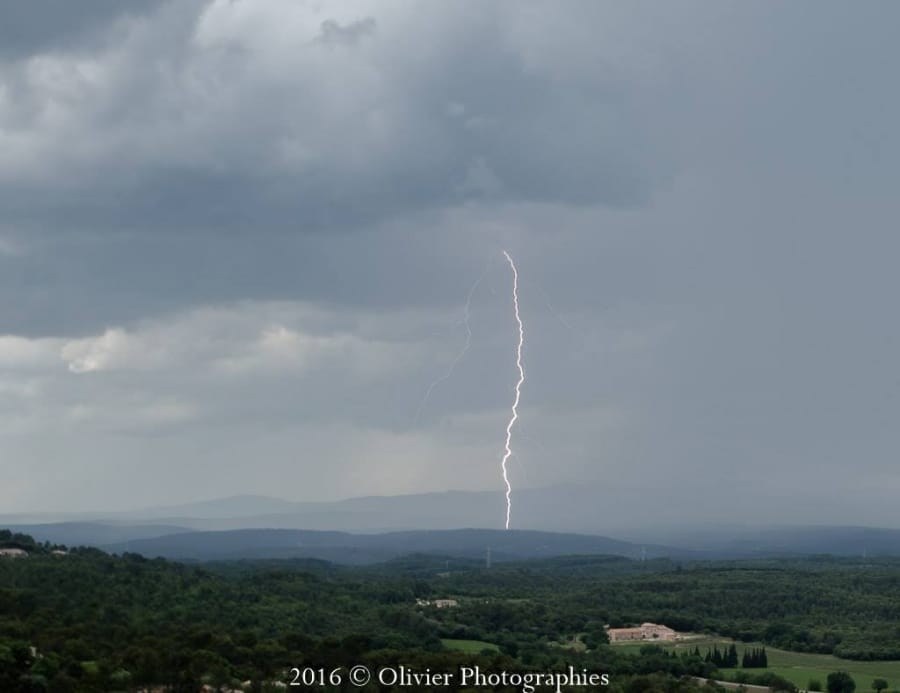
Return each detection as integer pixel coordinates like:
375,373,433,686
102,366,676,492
5,488,900,563
701,525,900,557
2,522,192,548
7,518,900,563
129,494,311,519
100,527,674,564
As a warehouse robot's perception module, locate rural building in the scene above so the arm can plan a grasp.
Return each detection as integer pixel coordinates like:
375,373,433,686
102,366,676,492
434,599,458,608
640,623,677,641
607,622,678,642
607,627,644,642
416,598,459,608
0,548,28,558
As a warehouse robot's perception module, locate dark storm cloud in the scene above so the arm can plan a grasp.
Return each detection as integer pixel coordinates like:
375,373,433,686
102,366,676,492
0,1,661,242
0,0,668,339
0,0,168,59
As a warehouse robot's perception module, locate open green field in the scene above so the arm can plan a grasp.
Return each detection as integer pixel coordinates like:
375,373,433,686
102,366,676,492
613,637,900,691
441,638,500,654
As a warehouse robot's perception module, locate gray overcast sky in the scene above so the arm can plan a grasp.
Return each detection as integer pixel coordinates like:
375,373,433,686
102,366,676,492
2,1,899,525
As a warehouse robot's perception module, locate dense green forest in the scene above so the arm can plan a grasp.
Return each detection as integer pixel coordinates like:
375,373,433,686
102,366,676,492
2,530,899,692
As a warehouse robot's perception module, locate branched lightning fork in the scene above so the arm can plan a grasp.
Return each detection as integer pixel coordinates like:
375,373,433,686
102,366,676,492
500,250,525,530
414,267,487,424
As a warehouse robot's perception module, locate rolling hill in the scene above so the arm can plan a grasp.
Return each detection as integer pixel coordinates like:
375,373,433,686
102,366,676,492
100,527,677,564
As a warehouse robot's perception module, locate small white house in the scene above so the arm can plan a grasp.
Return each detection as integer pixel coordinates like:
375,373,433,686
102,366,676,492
416,598,459,608
0,548,28,558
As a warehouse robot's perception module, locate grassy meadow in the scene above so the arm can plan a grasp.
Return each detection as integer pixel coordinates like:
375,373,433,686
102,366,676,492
441,638,500,654
613,637,900,691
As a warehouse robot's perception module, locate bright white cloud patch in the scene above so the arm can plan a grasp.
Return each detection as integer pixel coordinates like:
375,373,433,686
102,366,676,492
55,302,424,376
1,299,447,442
0,335,62,369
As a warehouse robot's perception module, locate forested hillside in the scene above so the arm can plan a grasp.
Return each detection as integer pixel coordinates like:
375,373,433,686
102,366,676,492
2,533,900,691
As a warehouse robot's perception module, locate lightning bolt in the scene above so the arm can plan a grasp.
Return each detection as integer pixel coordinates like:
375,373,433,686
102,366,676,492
501,250,524,530
414,267,487,424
